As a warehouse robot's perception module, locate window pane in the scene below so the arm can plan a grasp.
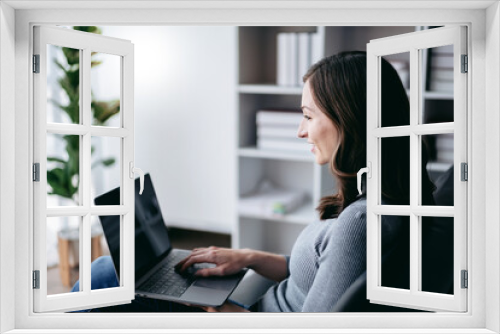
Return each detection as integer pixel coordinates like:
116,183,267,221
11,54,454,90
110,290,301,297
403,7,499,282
381,136,410,205
421,216,454,295
381,215,410,290
91,215,120,289
91,136,121,204
422,134,454,206
47,216,81,295
46,45,80,124
420,44,454,124
381,52,410,127
47,133,81,206
91,52,121,127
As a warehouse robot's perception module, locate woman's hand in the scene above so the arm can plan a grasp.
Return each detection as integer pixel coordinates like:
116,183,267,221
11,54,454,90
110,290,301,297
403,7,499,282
175,246,250,277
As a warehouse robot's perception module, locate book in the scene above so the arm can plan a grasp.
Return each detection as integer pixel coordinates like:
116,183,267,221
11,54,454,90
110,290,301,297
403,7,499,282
310,32,323,66
297,32,311,86
430,69,454,81
431,54,454,69
429,80,453,92
257,125,300,139
277,33,289,86
256,110,303,126
257,138,310,152
276,33,299,87
289,33,298,87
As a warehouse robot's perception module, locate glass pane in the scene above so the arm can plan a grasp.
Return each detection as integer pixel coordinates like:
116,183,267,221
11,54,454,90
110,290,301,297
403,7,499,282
47,216,80,295
422,134,454,206
421,216,454,295
91,215,120,289
91,136,121,204
381,52,410,127
381,136,410,205
91,52,121,127
420,44,454,124
47,133,80,206
46,44,80,124
381,215,410,290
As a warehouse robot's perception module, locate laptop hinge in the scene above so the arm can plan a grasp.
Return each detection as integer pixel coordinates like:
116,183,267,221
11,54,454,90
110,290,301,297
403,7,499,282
33,270,40,289
461,270,468,289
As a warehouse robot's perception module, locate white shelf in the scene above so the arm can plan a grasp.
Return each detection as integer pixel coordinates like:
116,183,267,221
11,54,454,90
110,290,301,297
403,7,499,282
238,147,314,162
238,84,303,95
239,201,315,225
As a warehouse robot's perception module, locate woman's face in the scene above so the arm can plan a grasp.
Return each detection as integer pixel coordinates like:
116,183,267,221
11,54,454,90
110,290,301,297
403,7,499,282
298,80,338,165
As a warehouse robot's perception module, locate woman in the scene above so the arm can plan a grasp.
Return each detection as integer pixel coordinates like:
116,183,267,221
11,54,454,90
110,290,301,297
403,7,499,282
75,51,436,312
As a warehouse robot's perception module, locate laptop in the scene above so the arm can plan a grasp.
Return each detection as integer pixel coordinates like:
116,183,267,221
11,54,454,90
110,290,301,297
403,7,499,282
95,174,246,307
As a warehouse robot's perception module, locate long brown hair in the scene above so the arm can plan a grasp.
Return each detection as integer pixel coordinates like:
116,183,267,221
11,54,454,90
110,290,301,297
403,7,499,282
304,51,435,219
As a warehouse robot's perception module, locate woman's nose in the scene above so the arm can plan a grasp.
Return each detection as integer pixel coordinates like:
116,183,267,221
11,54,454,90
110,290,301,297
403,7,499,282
297,123,307,138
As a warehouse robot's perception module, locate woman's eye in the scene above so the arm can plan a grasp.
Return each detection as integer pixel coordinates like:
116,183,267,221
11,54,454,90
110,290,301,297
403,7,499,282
304,115,311,121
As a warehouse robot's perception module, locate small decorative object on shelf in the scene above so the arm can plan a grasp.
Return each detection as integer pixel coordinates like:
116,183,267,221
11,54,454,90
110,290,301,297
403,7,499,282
238,180,308,217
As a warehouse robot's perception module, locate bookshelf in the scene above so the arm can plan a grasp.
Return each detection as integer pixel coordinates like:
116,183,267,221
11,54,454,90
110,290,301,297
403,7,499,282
233,26,454,253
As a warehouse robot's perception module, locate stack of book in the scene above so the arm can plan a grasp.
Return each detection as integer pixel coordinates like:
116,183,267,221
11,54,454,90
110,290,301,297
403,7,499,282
428,45,454,93
256,110,309,152
435,134,454,163
276,32,323,87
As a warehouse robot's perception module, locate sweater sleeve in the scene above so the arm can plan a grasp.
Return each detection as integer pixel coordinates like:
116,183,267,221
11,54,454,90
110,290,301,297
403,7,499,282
301,208,367,312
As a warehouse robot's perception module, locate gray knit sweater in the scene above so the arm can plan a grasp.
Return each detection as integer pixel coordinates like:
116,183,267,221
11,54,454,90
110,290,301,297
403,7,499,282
258,197,368,312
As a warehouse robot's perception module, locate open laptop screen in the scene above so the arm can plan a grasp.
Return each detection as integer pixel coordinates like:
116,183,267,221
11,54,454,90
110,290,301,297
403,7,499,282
95,174,172,280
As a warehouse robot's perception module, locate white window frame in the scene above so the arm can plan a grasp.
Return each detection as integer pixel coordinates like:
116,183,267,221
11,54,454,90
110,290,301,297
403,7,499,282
1,2,498,333
366,26,467,312
33,25,136,312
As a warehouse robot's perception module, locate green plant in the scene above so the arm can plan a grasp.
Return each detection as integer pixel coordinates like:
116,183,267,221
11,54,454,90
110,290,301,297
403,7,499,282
47,26,120,202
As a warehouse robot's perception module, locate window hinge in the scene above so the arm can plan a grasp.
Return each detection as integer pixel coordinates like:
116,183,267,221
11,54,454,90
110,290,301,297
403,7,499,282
461,54,468,73
33,270,40,289
461,162,468,181
33,54,40,73
461,270,468,289
33,163,40,182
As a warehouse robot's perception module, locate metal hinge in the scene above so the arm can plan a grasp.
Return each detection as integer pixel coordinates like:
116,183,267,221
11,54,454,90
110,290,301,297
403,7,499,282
461,54,468,73
33,54,40,73
461,162,468,181
461,270,468,289
33,270,40,289
33,163,40,182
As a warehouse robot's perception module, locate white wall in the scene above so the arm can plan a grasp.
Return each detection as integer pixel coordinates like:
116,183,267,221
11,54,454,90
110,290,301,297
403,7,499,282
99,26,237,234
0,2,16,333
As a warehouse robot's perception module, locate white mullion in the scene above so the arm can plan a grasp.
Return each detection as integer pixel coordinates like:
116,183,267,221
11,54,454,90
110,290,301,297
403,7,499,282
34,27,49,310
373,205,454,217
90,126,130,138
412,123,454,135
81,47,92,294
46,123,88,136
410,47,419,295
454,26,468,312
372,126,411,138
47,206,130,217
373,123,454,138
366,44,379,298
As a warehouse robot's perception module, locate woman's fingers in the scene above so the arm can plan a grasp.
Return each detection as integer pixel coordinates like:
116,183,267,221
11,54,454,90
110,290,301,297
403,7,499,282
194,266,225,277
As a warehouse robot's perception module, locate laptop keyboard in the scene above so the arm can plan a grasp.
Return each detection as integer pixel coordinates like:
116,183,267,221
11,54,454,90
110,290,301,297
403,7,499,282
138,253,198,298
